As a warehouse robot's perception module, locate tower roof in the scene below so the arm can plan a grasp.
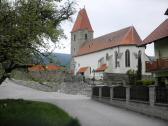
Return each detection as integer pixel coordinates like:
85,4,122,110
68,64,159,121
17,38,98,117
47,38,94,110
71,8,93,32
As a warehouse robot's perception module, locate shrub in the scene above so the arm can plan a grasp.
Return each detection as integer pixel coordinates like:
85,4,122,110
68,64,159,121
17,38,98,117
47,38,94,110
136,80,155,86
126,69,137,85
136,80,143,85
142,80,155,86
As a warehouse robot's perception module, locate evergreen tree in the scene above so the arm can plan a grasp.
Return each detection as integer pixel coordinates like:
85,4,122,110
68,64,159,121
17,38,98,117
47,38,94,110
137,51,142,81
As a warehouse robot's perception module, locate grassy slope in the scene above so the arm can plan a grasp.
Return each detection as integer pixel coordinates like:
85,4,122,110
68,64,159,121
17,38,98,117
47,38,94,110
0,99,80,126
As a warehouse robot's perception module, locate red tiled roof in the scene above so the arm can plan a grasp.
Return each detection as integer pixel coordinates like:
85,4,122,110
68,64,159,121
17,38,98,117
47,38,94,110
46,65,64,71
76,26,142,56
71,8,93,32
95,64,107,72
142,19,168,45
28,65,64,71
78,67,89,73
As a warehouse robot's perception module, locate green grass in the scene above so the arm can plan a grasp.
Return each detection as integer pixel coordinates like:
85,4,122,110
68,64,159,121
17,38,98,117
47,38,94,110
0,99,80,126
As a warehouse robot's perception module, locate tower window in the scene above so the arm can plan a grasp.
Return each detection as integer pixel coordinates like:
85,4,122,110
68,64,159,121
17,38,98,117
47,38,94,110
85,34,87,40
74,35,76,41
74,48,75,53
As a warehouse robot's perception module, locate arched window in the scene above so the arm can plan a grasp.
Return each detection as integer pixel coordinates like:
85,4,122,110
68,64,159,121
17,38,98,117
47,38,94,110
115,51,118,68
125,49,130,67
85,34,87,40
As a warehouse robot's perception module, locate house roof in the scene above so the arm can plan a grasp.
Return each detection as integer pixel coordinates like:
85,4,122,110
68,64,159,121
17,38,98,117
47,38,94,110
78,67,89,73
76,26,142,56
71,8,93,32
95,64,107,72
28,65,64,71
142,19,168,45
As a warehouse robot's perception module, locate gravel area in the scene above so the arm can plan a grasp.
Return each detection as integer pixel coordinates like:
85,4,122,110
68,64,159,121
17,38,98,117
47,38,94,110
11,79,91,96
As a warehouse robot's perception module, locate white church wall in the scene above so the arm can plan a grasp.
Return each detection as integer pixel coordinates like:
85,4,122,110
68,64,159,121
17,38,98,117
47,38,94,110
74,45,151,79
74,49,110,78
84,67,91,78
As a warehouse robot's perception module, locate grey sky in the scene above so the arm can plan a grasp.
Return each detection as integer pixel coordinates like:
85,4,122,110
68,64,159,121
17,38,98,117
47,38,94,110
55,0,167,56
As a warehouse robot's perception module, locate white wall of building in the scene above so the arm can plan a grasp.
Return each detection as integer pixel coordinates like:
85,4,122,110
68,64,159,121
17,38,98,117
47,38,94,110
74,45,150,79
154,38,168,59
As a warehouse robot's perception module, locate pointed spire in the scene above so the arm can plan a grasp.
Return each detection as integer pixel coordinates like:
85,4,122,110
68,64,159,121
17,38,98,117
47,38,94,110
71,8,93,32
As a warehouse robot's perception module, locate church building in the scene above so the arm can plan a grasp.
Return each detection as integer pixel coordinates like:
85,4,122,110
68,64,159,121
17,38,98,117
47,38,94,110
70,8,150,81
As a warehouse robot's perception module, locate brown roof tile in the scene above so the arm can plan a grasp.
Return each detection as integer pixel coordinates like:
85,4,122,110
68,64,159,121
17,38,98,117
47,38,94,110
142,19,168,45
76,26,142,56
78,67,89,73
95,64,107,72
28,65,64,71
71,8,93,32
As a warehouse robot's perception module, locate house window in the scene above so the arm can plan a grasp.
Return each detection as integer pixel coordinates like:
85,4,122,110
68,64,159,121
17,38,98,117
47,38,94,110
85,34,87,40
125,49,130,67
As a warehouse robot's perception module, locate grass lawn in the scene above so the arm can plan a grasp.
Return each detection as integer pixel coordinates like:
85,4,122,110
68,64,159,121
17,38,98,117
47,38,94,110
0,99,80,126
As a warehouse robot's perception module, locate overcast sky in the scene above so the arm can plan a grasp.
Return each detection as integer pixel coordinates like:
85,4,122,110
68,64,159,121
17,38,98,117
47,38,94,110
54,0,167,56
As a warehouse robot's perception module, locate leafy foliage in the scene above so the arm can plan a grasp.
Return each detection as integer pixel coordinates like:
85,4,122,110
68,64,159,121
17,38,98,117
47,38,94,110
0,0,75,83
126,69,137,85
136,80,155,86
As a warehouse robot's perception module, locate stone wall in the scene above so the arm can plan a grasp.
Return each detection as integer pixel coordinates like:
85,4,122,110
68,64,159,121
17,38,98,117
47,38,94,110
29,71,65,82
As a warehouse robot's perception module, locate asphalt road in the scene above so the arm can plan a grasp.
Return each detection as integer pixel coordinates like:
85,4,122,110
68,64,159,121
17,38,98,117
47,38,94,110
0,79,167,126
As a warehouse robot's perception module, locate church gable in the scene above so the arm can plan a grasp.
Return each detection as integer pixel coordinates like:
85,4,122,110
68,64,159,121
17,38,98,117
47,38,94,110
76,26,142,57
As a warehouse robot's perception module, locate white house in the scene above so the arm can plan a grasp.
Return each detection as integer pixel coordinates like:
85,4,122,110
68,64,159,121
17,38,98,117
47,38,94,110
142,18,168,85
70,8,150,81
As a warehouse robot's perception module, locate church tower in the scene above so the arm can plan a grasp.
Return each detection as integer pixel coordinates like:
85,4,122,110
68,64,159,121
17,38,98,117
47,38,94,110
70,8,94,72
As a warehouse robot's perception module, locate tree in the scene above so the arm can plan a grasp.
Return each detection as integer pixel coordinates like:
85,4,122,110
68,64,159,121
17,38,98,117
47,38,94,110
137,51,142,80
126,69,136,85
0,0,76,84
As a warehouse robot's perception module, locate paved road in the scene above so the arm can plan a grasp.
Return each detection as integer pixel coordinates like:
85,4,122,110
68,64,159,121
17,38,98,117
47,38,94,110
0,79,167,126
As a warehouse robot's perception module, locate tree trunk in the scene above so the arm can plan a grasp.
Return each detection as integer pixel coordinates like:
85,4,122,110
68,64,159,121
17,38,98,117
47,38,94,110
0,62,30,85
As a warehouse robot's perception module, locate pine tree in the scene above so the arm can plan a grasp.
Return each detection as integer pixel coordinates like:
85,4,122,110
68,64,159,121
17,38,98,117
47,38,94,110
137,51,142,81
